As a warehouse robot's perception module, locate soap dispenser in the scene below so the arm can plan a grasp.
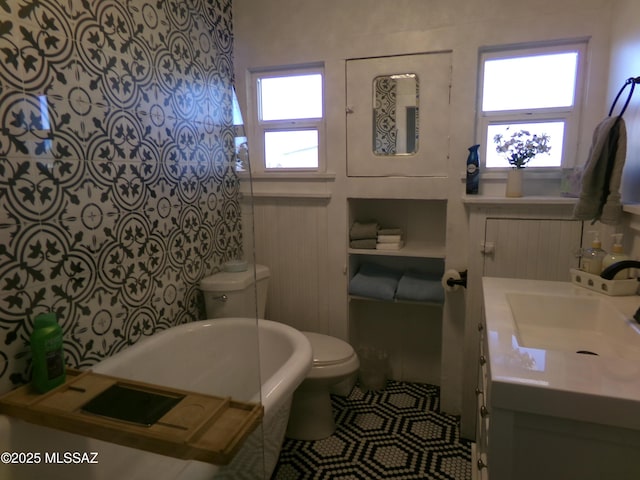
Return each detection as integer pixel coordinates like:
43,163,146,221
581,231,607,275
601,233,630,279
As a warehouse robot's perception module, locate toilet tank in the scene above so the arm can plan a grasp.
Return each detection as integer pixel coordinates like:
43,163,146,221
200,264,270,319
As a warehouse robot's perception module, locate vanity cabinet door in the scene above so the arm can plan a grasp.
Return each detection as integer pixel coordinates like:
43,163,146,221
475,321,490,479
484,218,582,280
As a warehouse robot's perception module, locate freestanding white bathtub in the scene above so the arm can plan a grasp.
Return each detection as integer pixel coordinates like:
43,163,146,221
0,318,312,480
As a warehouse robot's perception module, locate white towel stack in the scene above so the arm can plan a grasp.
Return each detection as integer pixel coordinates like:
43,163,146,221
376,228,404,250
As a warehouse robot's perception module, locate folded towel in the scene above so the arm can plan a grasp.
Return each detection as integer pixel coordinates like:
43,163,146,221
375,241,404,250
350,221,379,240
377,234,402,243
378,227,402,236
395,272,444,304
573,116,627,225
350,238,377,249
349,263,401,301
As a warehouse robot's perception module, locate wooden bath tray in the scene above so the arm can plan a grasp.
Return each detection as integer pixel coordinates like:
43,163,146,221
0,369,263,465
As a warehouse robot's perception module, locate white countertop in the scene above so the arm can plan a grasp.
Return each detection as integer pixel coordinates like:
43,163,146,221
482,276,640,430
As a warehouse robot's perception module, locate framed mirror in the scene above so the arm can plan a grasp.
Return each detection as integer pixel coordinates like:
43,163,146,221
373,74,419,156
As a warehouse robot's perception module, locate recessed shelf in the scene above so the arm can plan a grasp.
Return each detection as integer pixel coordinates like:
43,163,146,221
349,295,444,307
462,195,578,206
349,241,445,259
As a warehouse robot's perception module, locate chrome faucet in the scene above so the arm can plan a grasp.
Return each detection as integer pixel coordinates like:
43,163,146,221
600,260,640,324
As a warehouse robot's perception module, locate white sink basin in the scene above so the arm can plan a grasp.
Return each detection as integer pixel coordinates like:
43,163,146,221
507,292,640,360
483,276,640,433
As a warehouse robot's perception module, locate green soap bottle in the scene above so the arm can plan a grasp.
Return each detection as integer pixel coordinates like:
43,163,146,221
30,312,66,393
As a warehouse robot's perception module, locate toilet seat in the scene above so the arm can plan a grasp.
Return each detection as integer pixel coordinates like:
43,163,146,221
302,332,355,366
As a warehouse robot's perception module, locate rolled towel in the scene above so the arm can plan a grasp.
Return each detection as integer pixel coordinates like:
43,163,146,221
376,241,404,250
377,234,402,243
349,263,401,301
395,272,444,304
350,221,379,240
350,238,377,249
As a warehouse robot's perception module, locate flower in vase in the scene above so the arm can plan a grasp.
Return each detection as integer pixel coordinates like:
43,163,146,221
493,129,551,169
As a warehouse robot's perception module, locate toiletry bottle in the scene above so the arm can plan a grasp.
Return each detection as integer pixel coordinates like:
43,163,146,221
581,231,607,275
601,233,630,279
466,144,480,194
30,312,66,393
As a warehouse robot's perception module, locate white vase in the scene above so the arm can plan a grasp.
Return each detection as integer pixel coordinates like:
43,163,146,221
506,168,523,197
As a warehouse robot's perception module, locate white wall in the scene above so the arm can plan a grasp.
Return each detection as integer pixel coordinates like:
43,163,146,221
233,0,618,418
608,0,640,259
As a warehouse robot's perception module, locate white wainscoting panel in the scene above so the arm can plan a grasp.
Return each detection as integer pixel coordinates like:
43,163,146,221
483,218,582,281
250,197,330,334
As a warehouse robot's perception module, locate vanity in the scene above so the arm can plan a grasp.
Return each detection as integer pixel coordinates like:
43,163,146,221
474,277,640,480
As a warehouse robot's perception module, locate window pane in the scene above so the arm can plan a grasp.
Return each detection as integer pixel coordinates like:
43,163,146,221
486,122,564,168
482,52,578,112
259,74,322,121
265,130,318,169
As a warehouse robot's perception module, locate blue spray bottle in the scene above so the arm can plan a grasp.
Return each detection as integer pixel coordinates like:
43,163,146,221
466,144,480,194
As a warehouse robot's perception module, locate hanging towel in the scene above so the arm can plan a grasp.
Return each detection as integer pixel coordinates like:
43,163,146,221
573,116,627,225
350,221,379,240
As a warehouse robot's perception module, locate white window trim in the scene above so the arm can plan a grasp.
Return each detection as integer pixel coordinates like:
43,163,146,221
477,40,587,171
248,65,326,174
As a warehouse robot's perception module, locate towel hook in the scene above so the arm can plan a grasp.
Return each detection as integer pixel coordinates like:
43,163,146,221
608,76,640,118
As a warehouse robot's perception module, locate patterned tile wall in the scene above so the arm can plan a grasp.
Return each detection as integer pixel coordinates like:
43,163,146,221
0,0,242,393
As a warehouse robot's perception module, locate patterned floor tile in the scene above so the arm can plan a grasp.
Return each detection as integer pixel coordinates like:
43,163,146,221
272,381,471,480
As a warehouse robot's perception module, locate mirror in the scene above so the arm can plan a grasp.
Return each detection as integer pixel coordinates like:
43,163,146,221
372,74,419,156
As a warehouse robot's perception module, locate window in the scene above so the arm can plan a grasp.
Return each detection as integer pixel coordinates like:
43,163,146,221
478,43,585,168
252,68,324,170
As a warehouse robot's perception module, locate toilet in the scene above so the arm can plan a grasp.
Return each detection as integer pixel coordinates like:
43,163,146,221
285,332,359,440
200,262,270,319
199,262,359,441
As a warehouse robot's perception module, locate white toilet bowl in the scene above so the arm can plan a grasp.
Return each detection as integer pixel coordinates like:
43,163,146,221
285,332,359,441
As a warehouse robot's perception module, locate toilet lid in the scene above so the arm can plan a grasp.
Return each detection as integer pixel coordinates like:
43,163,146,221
302,332,355,366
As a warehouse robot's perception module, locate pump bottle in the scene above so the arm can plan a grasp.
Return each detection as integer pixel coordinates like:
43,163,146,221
601,234,630,279
581,231,607,275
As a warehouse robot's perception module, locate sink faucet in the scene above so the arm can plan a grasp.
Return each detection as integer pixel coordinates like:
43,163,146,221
599,260,640,280
600,260,640,323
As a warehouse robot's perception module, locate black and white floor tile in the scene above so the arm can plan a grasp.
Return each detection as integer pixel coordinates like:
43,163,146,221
272,381,472,480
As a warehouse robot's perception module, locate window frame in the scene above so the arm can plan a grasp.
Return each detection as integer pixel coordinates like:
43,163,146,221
249,66,325,173
477,41,587,171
